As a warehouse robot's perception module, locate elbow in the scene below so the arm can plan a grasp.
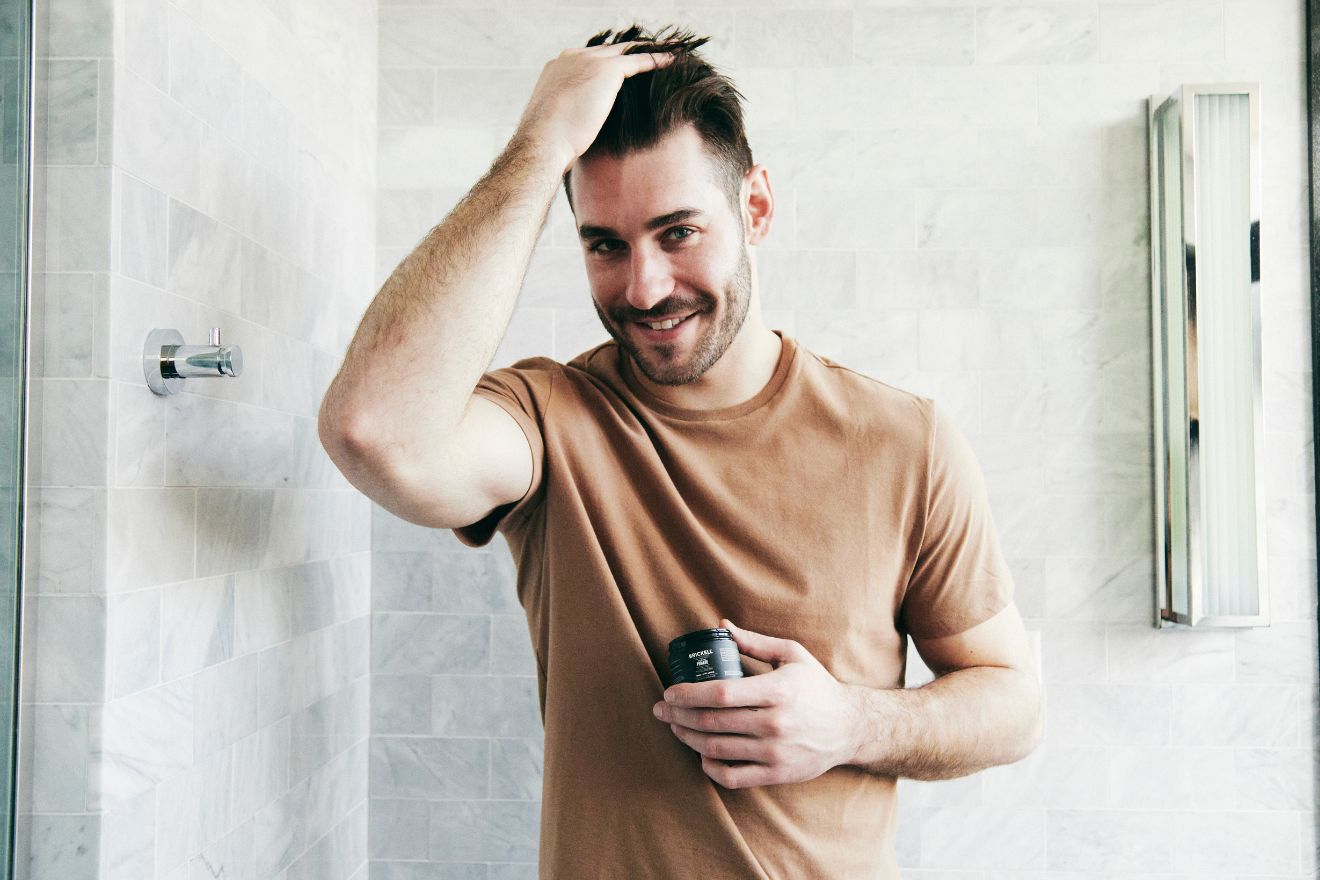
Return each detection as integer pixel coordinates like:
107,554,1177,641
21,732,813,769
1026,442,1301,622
318,400,383,469
991,666,1043,767
317,404,417,514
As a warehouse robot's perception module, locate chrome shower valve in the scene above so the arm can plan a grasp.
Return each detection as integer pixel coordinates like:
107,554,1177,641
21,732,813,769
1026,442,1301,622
143,327,244,396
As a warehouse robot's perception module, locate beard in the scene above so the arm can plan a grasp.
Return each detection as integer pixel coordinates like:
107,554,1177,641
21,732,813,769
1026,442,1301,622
592,245,753,387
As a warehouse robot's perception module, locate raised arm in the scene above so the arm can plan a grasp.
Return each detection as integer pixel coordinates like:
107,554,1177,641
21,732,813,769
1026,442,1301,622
317,42,675,527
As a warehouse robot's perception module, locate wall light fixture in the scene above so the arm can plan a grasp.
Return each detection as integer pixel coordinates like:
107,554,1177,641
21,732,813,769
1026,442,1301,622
1148,83,1269,628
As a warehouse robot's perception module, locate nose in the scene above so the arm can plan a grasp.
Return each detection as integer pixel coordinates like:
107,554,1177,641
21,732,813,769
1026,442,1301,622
625,243,675,313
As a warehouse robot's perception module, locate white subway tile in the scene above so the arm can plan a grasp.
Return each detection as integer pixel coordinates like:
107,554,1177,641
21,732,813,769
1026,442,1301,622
107,588,160,698
915,805,1045,870
39,60,99,165
1107,621,1235,684
1046,683,1171,748
113,66,204,206
1171,683,1300,747
739,69,795,130
1046,808,1173,872
37,379,109,487
119,0,167,91
1043,556,1152,620
1099,2,1224,64
911,66,1037,129
100,786,154,880
97,678,194,805
160,575,234,682
917,308,1040,370
167,5,243,137
1173,808,1300,875
855,8,976,66
796,308,921,375
105,487,196,592
861,250,979,310
1037,620,1107,683
1037,64,1160,129
116,172,167,287
917,189,1036,249
983,745,1107,809
30,704,92,812
977,4,1098,65
797,187,915,250
167,198,241,313
154,746,232,873
553,307,612,362
435,69,539,128
734,9,853,69
43,166,112,272
794,66,913,131
377,127,498,190
34,272,97,378
980,128,1104,187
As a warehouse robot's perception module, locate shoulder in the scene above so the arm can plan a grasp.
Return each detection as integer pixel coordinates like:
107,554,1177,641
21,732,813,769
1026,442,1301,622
479,342,626,418
473,356,564,415
566,339,618,375
496,355,564,376
798,345,936,446
560,339,631,399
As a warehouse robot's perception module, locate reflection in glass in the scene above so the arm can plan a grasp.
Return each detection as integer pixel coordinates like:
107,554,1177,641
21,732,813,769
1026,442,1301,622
0,0,26,871
1148,85,1268,629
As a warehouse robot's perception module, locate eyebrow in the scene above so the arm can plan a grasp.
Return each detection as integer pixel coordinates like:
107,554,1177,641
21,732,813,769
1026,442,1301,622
578,208,706,240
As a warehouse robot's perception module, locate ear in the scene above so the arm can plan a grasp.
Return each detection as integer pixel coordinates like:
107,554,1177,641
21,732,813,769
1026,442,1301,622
741,164,774,246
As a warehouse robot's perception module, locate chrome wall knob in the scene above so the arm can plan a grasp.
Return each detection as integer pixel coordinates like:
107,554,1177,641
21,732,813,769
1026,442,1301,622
144,327,245,396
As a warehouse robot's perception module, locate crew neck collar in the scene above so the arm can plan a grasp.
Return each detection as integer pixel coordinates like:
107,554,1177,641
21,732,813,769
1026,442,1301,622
619,329,798,422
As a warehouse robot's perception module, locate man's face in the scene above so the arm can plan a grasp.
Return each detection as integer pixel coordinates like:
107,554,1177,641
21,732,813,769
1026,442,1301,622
571,124,751,387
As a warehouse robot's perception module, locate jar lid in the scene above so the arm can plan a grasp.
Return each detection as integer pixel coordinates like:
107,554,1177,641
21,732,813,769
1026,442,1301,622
668,627,734,652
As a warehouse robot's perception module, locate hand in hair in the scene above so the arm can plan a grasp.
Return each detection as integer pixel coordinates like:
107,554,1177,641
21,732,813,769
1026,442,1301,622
584,23,710,55
514,31,693,172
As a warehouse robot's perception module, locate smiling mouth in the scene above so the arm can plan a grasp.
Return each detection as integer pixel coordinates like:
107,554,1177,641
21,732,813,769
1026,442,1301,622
635,312,697,331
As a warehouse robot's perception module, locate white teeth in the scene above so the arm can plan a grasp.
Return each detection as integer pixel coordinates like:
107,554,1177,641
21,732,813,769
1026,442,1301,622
645,315,688,331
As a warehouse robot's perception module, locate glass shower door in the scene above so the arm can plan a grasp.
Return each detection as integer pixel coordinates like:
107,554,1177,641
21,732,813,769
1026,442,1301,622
0,0,30,874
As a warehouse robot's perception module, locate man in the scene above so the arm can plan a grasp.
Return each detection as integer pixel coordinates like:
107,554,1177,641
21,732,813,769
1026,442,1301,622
319,22,1041,879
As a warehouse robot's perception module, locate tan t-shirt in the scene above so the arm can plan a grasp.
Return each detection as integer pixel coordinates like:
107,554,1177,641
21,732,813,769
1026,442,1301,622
452,329,1013,879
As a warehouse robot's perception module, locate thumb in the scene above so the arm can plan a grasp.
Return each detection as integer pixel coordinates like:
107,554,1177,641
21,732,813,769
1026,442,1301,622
721,618,803,667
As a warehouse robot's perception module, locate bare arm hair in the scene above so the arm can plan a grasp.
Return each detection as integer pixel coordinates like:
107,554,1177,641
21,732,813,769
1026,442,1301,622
318,41,678,527
844,665,1041,780
317,132,565,526
843,604,1042,780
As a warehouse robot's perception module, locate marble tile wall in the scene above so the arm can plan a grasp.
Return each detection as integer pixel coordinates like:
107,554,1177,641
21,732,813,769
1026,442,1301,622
17,0,378,878
372,2,1316,878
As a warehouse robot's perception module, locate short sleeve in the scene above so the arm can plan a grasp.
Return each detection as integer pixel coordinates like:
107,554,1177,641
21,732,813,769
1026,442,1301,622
450,356,557,548
898,400,1014,640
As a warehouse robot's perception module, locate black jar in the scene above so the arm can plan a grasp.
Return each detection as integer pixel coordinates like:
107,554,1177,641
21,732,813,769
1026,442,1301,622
667,627,745,685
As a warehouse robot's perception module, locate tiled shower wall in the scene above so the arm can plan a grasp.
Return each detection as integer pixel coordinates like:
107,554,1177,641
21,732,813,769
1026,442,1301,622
372,2,1317,877
18,0,378,878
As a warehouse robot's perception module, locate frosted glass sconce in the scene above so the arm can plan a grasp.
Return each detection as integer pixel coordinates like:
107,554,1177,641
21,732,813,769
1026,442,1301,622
1147,83,1269,629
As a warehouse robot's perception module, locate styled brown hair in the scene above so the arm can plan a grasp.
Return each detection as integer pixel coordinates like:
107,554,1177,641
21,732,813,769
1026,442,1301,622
562,23,755,218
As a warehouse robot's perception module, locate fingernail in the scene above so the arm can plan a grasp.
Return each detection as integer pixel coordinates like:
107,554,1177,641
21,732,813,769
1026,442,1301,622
664,689,675,702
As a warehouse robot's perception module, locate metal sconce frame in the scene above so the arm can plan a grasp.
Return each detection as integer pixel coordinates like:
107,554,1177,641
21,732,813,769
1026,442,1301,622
1307,0,1320,686
1148,83,1269,629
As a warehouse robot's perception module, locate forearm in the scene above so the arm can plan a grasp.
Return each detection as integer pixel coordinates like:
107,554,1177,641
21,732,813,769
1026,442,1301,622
842,666,1041,781
320,130,570,456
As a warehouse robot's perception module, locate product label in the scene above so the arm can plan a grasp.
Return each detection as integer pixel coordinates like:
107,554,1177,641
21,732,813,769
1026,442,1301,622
670,637,746,685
